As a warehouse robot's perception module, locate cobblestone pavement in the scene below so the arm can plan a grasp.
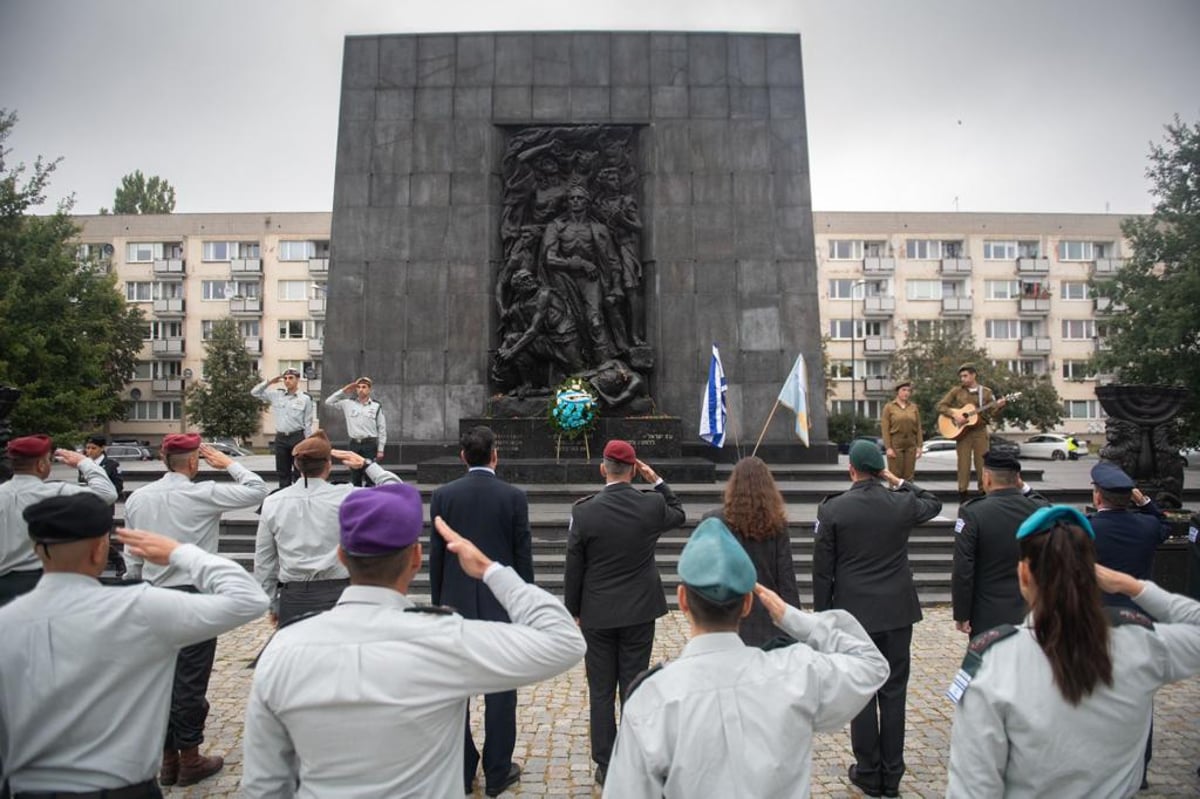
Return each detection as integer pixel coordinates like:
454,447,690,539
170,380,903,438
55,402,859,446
169,605,1199,798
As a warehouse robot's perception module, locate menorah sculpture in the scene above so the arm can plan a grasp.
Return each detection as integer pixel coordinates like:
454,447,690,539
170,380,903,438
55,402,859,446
1096,384,1189,508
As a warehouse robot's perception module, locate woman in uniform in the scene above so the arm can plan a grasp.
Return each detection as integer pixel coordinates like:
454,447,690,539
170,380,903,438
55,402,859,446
946,505,1200,797
880,381,923,480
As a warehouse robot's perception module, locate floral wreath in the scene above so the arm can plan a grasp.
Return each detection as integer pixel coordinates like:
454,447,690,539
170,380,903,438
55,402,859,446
546,376,599,441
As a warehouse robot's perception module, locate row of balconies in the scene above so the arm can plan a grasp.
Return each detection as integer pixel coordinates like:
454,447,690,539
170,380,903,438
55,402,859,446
147,337,322,360
226,297,326,317
847,257,1124,276
835,335,1107,359
844,294,1119,319
145,256,331,277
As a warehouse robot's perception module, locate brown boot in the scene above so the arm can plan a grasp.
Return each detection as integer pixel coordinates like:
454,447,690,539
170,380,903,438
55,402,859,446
177,746,224,786
159,749,180,786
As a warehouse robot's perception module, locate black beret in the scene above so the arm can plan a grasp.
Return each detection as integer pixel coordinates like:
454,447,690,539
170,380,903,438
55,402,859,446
87,434,108,446
983,451,1021,472
23,494,113,543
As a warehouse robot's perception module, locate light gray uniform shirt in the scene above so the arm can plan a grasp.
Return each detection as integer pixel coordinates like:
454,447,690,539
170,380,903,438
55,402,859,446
251,380,315,436
241,564,586,798
603,606,890,799
947,582,1200,798
0,544,268,792
0,462,118,574
323,390,387,450
253,464,400,606
123,464,268,586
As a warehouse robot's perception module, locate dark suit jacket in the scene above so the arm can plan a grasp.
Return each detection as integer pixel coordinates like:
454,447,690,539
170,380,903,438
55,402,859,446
812,479,942,633
952,487,1050,633
564,481,685,629
429,468,533,622
97,455,124,495
701,508,801,646
1090,501,1172,613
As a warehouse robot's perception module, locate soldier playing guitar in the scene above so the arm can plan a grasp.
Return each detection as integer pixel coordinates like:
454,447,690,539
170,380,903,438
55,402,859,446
937,364,1008,502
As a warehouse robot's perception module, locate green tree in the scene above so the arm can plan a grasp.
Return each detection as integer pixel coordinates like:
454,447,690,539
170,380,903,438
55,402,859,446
1094,116,1200,445
890,331,1063,438
185,318,263,440
102,170,176,214
826,411,879,445
0,110,146,445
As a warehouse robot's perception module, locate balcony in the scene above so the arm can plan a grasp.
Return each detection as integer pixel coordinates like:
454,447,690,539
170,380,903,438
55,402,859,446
942,297,973,315
939,258,973,275
1019,298,1051,315
1093,258,1124,275
152,298,185,318
1017,257,1050,274
308,377,323,395
231,258,262,273
1019,336,1052,354
152,258,185,278
863,337,897,356
151,338,185,358
244,336,262,354
863,257,895,274
864,377,891,395
309,257,329,275
230,297,262,316
151,379,184,396
308,338,324,356
863,296,895,316
1094,297,1126,315
308,298,326,318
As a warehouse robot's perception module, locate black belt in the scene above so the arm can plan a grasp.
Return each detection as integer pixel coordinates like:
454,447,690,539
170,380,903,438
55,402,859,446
276,430,304,438
279,578,349,592
15,779,160,799
350,437,377,443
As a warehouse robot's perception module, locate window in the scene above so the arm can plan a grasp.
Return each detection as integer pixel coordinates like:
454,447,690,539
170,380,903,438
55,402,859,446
153,362,181,379
1057,241,1111,261
311,281,328,300
1060,281,1091,300
858,320,885,337
905,280,943,301
279,360,320,379
983,240,1017,260
1061,319,1097,340
831,400,884,418
1063,400,1104,419
306,320,325,340
985,280,1021,300
153,281,182,299
125,282,152,302
277,280,308,301
148,321,183,339
278,241,316,261
202,241,233,261
1017,241,1041,258
862,240,889,257
985,320,1020,340
126,242,162,263
941,280,966,298
238,242,261,258
201,280,230,301
201,320,216,340
239,320,261,338
1021,280,1050,299
1003,359,1046,376
906,319,967,338
941,240,964,258
1019,320,1043,337
1062,360,1096,381
828,240,863,260
130,361,153,381
278,320,305,340
127,400,182,421
232,280,261,299
904,240,941,260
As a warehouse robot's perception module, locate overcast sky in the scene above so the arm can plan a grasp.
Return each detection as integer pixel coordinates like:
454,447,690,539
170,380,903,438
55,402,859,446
2,0,1197,216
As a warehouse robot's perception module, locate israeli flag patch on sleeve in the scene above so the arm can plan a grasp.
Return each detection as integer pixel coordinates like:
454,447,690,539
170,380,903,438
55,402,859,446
1189,525,1197,544
954,518,966,534
946,668,972,705
813,519,820,537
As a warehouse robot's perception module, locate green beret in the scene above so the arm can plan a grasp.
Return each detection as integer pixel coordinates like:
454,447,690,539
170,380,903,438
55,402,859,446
849,438,885,472
678,518,756,603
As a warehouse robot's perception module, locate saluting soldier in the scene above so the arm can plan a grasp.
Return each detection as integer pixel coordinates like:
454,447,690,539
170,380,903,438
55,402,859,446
323,376,387,486
241,484,586,797
603,518,889,798
0,434,117,605
251,368,316,488
880,380,923,480
254,430,401,626
124,433,269,787
0,494,267,797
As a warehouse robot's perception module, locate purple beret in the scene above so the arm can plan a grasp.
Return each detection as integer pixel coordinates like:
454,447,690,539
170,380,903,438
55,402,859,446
339,483,423,555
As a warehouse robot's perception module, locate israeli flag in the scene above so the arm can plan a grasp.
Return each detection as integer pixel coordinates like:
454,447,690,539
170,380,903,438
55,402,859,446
778,353,811,446
699,343,728,448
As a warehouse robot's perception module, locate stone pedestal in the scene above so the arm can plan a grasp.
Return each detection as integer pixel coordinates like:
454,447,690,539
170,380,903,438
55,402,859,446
460,416,682,459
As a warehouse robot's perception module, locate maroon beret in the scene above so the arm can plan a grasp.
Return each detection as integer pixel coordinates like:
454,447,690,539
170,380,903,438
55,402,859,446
7,435,53,458
162,433,201,454
339,483,423,556
602,439,636,465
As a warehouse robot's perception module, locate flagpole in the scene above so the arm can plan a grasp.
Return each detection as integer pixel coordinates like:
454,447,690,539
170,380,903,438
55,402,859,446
751,399,781,458
728,395,743,460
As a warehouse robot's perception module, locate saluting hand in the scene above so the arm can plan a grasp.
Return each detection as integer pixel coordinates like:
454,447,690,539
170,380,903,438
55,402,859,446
116,528,180,565
56,448,86,468
634,459,660,483
754,583,788,624
332,449,366,470
198,444,233,470
434,516,494,579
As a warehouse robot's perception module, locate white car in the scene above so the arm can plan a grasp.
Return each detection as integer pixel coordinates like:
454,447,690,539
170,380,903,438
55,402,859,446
1022,434,1087,461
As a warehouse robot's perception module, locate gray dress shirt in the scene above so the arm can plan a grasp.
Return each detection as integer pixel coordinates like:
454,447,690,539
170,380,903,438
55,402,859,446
0,462,118,574
251,380,315,436
123,463,269,586
603,606,889,799
241,564,586,798
323,390,387,449
253,464,400,606
0,544,268,792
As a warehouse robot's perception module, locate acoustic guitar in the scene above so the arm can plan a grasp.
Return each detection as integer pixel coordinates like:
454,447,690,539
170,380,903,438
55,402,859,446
937,392,1022,439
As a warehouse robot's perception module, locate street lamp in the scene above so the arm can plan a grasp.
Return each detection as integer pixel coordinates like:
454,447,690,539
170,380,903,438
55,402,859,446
849,279,868,441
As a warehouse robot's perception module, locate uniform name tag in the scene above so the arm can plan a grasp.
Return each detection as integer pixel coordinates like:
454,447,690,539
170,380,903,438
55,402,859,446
954,518,966,534
946,668,972,705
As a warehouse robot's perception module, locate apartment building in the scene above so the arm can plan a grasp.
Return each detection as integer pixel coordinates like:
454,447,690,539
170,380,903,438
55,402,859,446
76,210,1127,444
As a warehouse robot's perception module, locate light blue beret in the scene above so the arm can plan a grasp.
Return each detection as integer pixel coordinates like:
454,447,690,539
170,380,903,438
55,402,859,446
678,517,757,603
1015,504,1095,540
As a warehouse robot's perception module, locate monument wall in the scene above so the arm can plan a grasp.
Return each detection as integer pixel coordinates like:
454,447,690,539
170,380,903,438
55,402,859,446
325,32,827,450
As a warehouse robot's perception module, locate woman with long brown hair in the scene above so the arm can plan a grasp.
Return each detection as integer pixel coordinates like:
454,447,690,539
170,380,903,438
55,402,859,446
701,456,800,646
947,505,1200,797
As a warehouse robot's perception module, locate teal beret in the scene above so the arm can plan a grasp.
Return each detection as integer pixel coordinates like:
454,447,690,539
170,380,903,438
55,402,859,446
1016,505,1095,540
849,438,885,472
678,518,757,603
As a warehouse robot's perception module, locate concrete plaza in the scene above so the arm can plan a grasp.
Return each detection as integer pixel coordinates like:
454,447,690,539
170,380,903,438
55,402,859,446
167,604,1199,798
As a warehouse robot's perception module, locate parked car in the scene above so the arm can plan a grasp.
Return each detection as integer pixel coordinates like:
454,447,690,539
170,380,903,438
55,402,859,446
204,441,254,458
922,435,1020,458
104,444,154,462
1021,433,1088,461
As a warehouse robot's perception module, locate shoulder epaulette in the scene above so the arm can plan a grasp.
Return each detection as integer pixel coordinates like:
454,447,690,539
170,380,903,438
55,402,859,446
573,494,597,506
625,661,667,699
961,495,985,508
1105,606,1155,631
819,491,845,505
405,603,458,616
946,624,1019,704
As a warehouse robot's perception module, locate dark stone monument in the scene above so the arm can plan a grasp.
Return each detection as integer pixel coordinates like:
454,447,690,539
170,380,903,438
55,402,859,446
324,32,832,465
1096,384,1189,509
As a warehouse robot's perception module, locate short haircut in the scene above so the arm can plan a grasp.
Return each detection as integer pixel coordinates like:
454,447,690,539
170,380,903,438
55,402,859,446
165,451,193,472
9,454,46,473
87,435,108,447
296,456,328,478
959,366,977,375
683,585,745,630
986,467,1019,487
460,426,495,467
602,458,633,478
343,544,414,585
1097,488,1132,510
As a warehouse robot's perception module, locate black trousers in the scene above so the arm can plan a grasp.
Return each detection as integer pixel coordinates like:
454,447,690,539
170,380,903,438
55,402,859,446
163,588,217,751
0,570,41,607
463,690,517,790
851,625,913,792
347,437,378,487
277,579,348,626
583,621,656,767
274,430,304,488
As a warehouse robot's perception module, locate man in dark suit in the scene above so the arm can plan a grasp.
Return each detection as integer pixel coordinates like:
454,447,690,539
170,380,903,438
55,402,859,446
429,425,533,798
952,452,1049,637
84,435,124,576
1089,461,1172,614
563,439,685,786
813,439,942,798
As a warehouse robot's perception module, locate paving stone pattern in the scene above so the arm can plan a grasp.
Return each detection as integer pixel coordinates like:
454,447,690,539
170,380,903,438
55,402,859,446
169,606,1199,797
